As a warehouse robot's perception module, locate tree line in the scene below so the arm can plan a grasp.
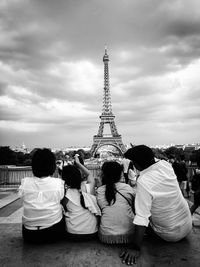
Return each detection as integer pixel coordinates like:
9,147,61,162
0,146,199,166
0,146,92,166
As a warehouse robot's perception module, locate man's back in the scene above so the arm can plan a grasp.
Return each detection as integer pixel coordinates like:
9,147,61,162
135,160,192,241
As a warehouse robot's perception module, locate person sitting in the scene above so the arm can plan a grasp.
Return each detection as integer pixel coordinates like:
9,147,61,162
19,148,65,244
61,154,100,241
96,161,135,244
120,145,192,265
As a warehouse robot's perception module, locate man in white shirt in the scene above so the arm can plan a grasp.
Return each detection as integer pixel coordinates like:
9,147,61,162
120,145,192,265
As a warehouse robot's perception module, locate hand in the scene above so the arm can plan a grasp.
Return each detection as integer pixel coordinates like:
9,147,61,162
119,249,140,265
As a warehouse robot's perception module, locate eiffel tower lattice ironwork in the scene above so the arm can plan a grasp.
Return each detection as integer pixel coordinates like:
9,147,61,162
90,47,125,156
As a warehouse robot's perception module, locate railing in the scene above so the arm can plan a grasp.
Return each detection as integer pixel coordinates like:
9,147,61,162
0,164,102,188
0,164,196,189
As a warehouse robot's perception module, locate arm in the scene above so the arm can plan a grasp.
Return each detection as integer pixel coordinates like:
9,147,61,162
74,154,95,194
120,225,146,265
120,183,152,265
74,154,90,177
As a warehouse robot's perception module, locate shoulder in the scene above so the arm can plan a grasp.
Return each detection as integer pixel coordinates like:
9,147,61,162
138,160,173,187
117,182,132,190
21,177,34,185
49,177,64,186
116,182,135,195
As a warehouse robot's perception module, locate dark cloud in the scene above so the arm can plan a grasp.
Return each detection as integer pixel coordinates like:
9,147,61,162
0,0,200,147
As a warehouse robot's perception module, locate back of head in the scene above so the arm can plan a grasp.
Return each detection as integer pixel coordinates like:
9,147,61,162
101,161,122,206
102,161,122,185
124,145,155,170
62,165,87,210
32,148,56,178
62,165,82,189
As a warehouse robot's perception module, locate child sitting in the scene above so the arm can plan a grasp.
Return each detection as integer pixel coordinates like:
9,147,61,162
61,154,101,241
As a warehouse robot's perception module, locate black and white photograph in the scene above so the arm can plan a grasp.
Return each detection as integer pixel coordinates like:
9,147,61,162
0,0,200,266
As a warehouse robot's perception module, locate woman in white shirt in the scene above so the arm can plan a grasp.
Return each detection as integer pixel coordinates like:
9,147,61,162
19,148,65,243
97,161,135,244
61,155,100,241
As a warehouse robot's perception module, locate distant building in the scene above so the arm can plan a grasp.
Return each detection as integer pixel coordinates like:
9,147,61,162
13,142,29,153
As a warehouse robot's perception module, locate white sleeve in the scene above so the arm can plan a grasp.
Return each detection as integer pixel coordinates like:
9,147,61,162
133,183,152,227
58,179,65,199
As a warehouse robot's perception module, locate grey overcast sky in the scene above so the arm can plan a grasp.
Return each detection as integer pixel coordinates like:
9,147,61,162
0,0,200,149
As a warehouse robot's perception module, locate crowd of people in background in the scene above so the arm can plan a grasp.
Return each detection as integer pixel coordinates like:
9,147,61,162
18,145,200,265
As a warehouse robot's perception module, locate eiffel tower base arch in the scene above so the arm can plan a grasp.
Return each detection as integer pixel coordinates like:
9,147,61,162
90,136,126,157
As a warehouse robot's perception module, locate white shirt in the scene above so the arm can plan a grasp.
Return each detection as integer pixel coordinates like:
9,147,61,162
64,182,98,234
134,160,192,241
97,182,135,238
19,176,64,228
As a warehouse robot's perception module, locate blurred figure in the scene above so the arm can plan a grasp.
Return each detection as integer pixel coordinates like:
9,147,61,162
169,155,189,197
123,151,139,187
56,155,72,177
180,155,190,197
190,166,200,214
121,157,131,184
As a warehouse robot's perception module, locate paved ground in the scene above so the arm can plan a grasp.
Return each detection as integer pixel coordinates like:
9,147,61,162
0,189,200,267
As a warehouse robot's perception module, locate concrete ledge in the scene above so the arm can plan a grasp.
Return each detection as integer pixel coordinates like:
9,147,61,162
0,224,200,267
0,192,19,209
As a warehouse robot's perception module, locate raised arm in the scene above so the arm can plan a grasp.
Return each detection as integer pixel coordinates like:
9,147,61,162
74,154,95,194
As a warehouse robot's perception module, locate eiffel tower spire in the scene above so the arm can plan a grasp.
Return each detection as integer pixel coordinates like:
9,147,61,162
101,46,113,116
90,47,125,156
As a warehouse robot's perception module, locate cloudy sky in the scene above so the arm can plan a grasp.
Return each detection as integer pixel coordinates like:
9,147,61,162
0,0,200,149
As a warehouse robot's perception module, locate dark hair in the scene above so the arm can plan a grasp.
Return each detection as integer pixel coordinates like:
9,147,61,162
32,148,56,178
124,145,155,170
62,165,86,209
101,161,122,205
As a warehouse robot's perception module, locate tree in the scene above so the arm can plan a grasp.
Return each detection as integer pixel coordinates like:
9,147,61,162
165,146,183,160
0,146,16,165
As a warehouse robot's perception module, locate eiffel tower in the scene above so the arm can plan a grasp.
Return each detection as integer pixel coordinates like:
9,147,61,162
90,47,125,156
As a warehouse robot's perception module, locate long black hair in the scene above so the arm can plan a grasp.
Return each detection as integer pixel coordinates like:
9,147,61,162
62,165,87,209
101,161,122,205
